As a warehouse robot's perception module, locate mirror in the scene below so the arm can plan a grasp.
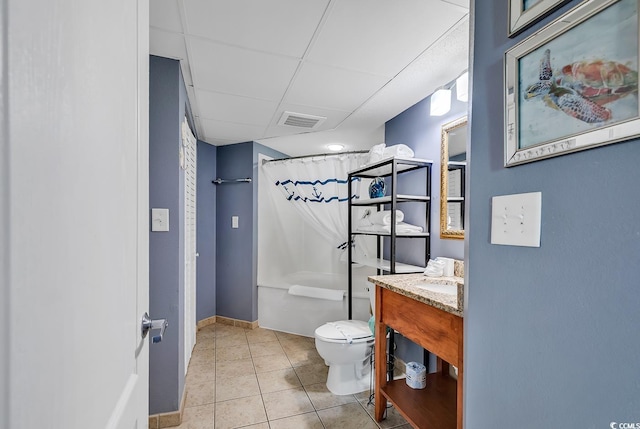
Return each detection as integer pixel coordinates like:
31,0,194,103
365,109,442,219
440,116,467,239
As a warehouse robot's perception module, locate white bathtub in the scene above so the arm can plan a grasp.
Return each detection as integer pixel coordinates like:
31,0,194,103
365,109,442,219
258,271,373,338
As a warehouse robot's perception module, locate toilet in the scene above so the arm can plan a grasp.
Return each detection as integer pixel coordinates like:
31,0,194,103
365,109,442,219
314,319,375,395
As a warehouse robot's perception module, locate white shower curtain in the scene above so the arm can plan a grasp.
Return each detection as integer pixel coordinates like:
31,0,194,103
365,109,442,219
261,153,371,261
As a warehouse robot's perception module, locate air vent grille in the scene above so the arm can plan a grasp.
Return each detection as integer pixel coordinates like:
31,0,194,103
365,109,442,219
278,111,327,129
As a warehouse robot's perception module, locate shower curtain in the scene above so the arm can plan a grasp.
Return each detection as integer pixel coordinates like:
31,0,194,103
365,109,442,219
261,153,372,262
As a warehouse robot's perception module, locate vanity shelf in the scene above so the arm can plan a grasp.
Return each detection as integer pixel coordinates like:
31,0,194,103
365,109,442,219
352,195,431,206
352,257,424,274
380,375,457,428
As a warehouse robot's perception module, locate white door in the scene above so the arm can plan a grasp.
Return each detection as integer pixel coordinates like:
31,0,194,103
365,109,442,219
4,0,150,428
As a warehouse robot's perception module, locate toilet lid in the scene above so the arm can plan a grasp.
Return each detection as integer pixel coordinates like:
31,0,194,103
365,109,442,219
315,320,373,341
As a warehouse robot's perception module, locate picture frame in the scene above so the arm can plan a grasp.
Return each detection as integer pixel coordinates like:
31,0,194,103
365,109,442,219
509,0,571,36
504,0,640,167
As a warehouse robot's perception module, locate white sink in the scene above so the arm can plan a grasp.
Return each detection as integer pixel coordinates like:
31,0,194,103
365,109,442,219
414,283,457,295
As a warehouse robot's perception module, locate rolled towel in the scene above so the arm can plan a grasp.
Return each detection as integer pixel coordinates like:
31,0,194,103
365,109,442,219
369,210,404,226
383,144,414,159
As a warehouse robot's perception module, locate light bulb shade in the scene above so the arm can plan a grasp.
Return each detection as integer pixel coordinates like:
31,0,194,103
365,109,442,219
430,88,451,116
456,72,469,102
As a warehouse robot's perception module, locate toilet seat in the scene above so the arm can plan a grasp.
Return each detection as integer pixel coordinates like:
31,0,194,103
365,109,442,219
315,320,374,344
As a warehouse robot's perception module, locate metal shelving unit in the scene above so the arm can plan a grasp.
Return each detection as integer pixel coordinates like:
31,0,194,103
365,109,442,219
346,156,433,319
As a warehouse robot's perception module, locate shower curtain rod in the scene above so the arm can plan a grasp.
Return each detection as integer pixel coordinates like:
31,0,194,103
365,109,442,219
212,178,252,185
261,150,368,165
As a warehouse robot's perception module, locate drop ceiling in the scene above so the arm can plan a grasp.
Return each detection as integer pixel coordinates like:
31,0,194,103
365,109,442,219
150,0,470,156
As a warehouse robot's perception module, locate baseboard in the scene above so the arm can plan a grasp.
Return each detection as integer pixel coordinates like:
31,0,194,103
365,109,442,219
215,315,259,330
148,384,187,428
196,315,216,329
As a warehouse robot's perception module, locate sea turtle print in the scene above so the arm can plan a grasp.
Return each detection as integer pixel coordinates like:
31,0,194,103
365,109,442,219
524,49,619,123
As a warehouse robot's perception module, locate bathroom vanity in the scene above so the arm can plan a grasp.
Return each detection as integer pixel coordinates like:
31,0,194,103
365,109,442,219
369,273,463,429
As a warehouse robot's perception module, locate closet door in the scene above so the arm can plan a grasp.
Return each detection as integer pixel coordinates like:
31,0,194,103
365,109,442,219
182,118,197,370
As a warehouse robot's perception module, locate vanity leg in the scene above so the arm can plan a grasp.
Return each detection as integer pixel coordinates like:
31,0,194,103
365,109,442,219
437,357,450,376
374,286,386,422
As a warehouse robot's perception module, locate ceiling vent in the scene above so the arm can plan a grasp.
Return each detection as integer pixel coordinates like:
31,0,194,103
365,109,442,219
278,111,327,129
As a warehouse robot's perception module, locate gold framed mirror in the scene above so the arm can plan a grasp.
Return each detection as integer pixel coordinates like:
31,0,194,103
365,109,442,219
440,116,467,239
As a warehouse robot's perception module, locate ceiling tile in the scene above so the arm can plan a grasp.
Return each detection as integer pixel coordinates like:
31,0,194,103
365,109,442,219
285,62,388,112
150,0,184,33
188,38,300,101
196,91,278,126
307,0,467,76
199,117,266,142
150,28,188,60
183,0,329,57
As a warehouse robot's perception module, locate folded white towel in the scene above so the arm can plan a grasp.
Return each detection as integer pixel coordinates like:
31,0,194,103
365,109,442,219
368,210,404,226
356,221,423,234
383,144,414,159
288,285,345,301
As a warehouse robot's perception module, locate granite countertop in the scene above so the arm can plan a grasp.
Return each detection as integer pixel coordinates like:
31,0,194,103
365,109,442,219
368,273,464,317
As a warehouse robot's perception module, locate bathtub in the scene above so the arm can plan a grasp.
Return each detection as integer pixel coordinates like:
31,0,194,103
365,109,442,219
258,271,373,338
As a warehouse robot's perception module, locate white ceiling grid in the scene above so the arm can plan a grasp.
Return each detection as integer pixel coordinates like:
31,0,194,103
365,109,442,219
150,0,469,156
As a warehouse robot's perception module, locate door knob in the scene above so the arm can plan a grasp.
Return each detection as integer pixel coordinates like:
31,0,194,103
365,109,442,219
141,312,168,343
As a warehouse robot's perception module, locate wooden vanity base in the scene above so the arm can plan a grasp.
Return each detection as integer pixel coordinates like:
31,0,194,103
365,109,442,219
374,285,463,429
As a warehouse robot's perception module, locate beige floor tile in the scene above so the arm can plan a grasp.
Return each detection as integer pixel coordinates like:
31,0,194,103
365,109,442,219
215,325,248,338
197,326,216,340
252,353,292,373
316,402,379,429
248,341,285,358
187,362,215,384
237,424,269,429
274,331,308,341
215,374,260,402
268,412,324,429
303,382,357,410
284,347,324,368
190,348,216,367
194,337,216,352
256,368,301,394
216,358,255,380
279,338,315,354
185,380,215,407
353,390,373,404
245,328,278,344
294,363,328,386
361,401,408,429
262,386,315,421
214,395,266,429
215,343,251,362
180,403,214,429
216,334,248,348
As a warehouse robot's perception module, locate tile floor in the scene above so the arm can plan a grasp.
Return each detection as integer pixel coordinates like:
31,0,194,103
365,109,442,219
176,324,411,429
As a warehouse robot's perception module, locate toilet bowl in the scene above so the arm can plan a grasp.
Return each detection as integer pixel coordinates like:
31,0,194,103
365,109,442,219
314,319,374,395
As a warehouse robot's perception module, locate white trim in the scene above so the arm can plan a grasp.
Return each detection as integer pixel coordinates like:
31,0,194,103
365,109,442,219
182,118,197,372
0,0,9,424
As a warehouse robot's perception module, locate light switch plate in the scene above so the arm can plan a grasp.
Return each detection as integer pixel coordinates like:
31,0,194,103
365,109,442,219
232,216,239,229
151,208,169,232
491,192,541,247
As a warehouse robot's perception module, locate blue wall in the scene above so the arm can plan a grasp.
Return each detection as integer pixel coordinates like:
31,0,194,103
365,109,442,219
149,55,192,414
197,141,217,321
466,1,640,427
216,143,255,321
215,142,288,322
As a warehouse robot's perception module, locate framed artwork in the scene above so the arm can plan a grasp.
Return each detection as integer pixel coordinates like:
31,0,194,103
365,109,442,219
504,0,640,166
509,0,571,36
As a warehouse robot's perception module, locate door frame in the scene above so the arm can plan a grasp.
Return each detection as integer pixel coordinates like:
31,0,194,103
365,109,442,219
1,0,9,425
